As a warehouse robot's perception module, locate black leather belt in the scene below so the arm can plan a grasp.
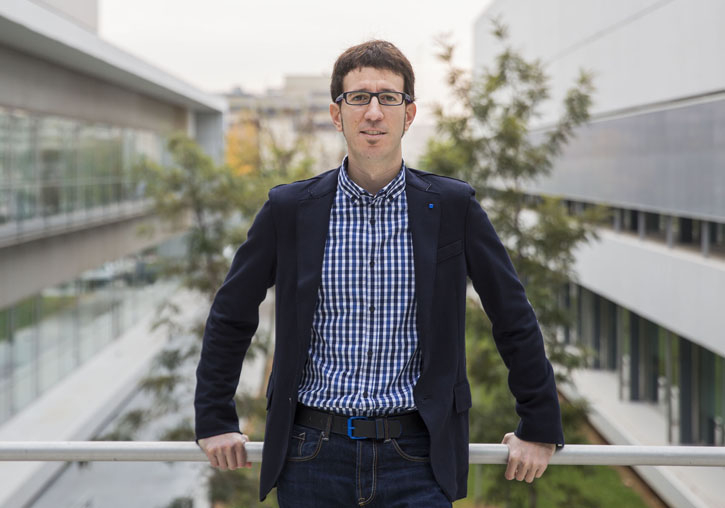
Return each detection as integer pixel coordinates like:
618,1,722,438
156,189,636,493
294,403,427,440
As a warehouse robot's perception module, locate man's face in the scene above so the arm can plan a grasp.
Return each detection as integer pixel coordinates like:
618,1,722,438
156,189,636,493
330,67,416,168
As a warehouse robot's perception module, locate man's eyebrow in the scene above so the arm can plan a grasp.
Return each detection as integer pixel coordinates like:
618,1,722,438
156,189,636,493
350,88,399,92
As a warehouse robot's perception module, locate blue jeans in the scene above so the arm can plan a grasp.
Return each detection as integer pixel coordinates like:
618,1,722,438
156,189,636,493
276,421,452,507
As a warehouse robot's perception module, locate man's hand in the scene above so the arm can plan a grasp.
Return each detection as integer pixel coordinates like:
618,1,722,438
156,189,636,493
198,432,252,470
501,432,555,483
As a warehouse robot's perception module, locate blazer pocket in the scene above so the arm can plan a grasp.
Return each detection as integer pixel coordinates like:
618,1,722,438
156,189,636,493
437,239,463,264
454,380,472,413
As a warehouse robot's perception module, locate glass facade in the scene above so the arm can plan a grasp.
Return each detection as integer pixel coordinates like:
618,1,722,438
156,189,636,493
568,283,725,446
0,106,164,235
0,239,183,425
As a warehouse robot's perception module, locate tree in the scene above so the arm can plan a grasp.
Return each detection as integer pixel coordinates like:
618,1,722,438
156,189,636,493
420,20,616,508
100,131,316,506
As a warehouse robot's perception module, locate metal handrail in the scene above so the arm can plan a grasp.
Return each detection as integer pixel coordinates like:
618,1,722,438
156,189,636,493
1,442,724,466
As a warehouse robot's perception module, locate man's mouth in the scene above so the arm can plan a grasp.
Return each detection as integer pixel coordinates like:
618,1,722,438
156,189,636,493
361,130,385,136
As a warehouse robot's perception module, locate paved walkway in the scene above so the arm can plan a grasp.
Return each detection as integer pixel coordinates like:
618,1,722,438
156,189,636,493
562,369,725,508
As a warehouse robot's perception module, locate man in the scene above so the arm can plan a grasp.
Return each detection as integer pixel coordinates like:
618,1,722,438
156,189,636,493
195,40,563,507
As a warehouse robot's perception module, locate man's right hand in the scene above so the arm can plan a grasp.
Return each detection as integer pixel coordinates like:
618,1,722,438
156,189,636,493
197,432,252,470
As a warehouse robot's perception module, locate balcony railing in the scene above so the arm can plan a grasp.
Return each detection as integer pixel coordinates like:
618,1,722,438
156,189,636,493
1,442,724,466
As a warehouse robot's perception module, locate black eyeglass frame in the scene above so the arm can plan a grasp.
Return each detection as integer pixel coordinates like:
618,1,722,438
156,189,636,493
334,91,414,106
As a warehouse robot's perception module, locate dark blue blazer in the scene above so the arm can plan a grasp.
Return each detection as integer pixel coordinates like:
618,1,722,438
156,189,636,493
195,166,563,502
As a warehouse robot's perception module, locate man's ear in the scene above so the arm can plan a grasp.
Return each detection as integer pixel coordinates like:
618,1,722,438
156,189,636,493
330,103,343,132
403,102,417,132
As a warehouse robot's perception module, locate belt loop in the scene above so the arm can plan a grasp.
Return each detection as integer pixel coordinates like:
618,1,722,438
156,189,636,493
323,414,332,441
384,417,391,442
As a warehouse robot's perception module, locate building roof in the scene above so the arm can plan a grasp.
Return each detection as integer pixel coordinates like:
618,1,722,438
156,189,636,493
0,0,226,113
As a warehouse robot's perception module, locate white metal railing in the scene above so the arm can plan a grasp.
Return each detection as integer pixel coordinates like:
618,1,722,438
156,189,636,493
1,442,725,466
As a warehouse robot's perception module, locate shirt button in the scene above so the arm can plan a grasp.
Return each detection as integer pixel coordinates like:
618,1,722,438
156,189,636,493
370,219,375,225
367,350,373,358
363,391,369,397
369,305,375,312
369,260,375,267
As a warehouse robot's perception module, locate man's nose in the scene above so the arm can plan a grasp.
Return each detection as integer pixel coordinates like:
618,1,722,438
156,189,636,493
364,97,384,121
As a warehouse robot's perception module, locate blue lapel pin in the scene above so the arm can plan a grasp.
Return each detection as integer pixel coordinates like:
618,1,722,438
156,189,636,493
428,203,434,209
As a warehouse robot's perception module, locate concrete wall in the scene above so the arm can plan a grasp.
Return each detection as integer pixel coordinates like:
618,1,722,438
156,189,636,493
0,43,187,133
33,0,98,33
573,229,725,358
475,0,725,125
194,111,225,164
0,212,189,308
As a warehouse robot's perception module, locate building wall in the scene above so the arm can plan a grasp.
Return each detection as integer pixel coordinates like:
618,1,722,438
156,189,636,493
475,0,725,125
33,0,98,33
525,98,725,222
0,214,187,309
573,228,725,359
0,43,187,133
475,0,725,452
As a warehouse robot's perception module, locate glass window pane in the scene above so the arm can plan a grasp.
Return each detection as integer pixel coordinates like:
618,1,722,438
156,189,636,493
38,282,77,393
11,113,38,221
79,125,96,210
78,264,114,361
12,296,38,412
38,117,67,217
0,109,9,225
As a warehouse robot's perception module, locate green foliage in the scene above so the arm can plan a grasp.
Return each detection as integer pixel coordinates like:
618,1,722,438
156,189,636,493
134,133,249,298
160,419,196,442
422,19,637,507
104,131,313,506
162,497,194,508
461,462,648,508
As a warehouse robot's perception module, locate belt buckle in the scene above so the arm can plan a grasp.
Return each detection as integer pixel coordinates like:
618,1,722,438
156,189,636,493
347,416,368,439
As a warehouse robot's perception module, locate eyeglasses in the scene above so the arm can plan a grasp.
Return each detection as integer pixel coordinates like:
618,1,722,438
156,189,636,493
335,91,414,106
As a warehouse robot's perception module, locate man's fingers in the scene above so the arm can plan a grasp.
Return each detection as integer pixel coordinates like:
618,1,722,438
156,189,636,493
216,451,229,470
224,446,238,470
235,440,245,469
207,452,219,468
504,454,519,480
515,463,528,481
198,433,250,470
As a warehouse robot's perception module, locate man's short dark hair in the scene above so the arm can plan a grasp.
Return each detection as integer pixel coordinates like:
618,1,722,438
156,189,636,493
330,40,415,102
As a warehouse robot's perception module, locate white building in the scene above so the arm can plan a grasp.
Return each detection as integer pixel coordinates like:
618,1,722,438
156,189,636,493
0,1,225,506
475,1,725,506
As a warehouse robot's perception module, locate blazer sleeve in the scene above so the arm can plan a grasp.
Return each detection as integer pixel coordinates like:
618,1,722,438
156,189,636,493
464,189,564,446
194,198,277,442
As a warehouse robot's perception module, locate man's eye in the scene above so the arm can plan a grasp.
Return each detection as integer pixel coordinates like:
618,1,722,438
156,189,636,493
379,93,399,104
348,93,369,102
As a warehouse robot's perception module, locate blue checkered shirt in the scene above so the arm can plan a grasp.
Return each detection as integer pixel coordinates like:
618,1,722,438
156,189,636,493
297,157,421,416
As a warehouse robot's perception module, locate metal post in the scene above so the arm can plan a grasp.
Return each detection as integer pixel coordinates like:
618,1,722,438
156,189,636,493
666,216,674,248
613,208,622,232
715,417,724,447
702,220,710,257
665,332,673,444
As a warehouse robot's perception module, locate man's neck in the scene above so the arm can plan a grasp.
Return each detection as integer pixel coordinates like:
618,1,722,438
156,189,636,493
346,156,402,195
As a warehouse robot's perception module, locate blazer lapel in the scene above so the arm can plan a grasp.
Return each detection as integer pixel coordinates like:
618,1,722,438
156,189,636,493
296,168,338,353
405,168,440,349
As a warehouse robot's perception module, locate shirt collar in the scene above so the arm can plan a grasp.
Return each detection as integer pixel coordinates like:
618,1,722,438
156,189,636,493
337,155,407,204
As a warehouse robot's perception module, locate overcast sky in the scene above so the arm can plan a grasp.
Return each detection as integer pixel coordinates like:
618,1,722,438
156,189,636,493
99,0,493,122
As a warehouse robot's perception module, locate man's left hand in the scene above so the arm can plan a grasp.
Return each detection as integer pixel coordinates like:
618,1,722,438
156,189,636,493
501,432,555,483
